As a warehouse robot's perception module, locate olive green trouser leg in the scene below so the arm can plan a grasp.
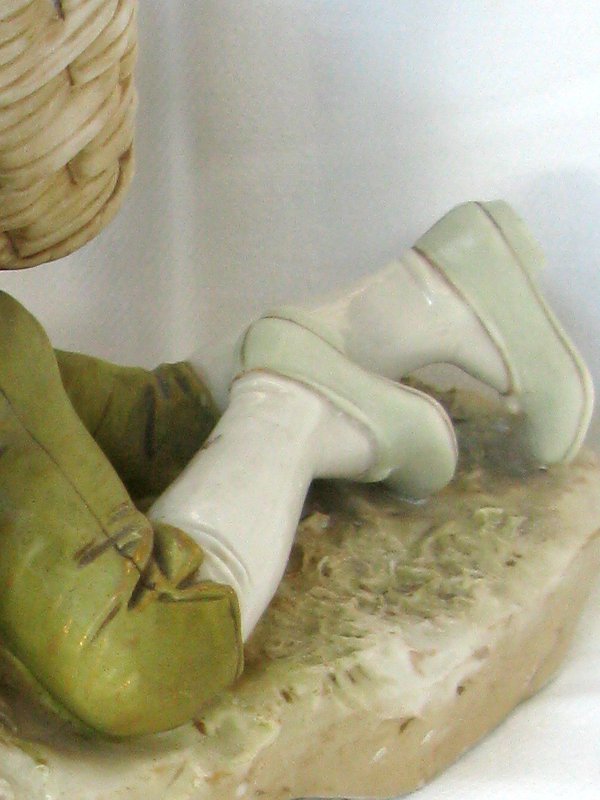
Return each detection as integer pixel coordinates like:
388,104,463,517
55,350,219,502
0,292,242,737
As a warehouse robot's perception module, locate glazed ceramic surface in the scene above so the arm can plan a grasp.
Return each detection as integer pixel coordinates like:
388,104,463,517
0,3,599,798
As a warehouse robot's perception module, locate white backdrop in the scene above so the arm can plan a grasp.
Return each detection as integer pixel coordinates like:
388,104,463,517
1,2,599,797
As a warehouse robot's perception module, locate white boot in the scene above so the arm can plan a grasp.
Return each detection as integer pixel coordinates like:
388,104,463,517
267,201,594,465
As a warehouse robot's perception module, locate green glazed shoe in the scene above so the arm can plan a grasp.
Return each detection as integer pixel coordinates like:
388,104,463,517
413,201,594,464
237,316,458,499
0,292,242,737
55,351,219,500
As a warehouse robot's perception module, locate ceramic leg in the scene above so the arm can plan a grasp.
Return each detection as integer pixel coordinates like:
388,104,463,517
0,292,242,737
149,371,376,638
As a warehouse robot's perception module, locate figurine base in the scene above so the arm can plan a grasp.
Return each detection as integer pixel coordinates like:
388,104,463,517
0,389,599,800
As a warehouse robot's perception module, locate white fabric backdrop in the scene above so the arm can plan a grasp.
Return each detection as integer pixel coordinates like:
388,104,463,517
1,2,598,796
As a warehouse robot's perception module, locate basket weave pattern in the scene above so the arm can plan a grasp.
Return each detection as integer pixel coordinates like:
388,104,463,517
0,0,137,269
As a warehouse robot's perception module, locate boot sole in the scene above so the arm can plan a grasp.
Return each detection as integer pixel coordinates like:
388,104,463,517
414,201,594,464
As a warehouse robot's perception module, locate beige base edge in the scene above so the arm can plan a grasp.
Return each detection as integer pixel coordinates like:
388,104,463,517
239,530,600,800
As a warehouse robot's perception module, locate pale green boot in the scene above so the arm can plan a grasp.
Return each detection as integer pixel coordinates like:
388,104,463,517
0,292,242,737
413,201,594,464
267,201,593,467
237,317,458,499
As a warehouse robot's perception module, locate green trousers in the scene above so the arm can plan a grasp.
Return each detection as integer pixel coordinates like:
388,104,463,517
0,292,243,738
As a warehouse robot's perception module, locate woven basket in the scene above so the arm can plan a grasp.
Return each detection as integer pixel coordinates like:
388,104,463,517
0,0,137,269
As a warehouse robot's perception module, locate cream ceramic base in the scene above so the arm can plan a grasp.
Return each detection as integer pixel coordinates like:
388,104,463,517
0,389,598,800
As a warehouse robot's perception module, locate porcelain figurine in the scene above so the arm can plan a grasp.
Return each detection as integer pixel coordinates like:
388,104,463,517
0,2,593,738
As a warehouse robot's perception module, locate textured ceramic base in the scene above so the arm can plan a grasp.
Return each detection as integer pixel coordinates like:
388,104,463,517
0,389,599,800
